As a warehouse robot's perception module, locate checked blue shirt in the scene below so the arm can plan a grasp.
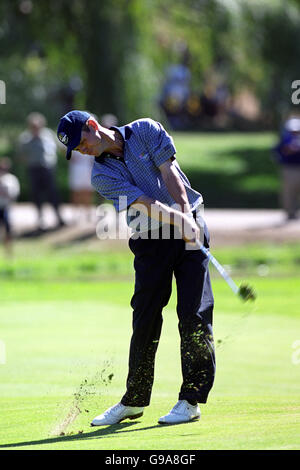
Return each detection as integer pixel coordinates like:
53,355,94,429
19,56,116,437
91,118,203,233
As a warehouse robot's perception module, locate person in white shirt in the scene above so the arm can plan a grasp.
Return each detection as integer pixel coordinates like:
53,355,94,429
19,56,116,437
68,149,94,222
0,158,20,256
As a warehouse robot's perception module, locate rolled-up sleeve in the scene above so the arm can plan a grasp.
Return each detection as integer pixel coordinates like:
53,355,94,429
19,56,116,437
91,172,144,212
142,119,176,168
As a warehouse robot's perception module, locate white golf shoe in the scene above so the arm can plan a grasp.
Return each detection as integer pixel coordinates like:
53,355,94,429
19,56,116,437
91,402,144,426
158,400,200,425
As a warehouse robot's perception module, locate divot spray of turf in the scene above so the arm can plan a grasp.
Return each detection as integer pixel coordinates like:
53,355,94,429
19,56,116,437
49,359,114,436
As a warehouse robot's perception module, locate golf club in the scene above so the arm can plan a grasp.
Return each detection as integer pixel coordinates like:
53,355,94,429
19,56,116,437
197,242,256,302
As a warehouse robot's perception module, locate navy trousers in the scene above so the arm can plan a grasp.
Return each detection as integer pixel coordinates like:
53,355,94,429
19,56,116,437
0,208,11,235
121,223,215,407
28,166,62,218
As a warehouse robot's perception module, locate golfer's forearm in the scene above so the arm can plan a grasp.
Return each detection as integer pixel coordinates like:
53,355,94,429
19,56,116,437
131,195,185,227
161,168,191,213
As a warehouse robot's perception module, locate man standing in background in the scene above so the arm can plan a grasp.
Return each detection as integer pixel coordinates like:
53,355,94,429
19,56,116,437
18,112,65,230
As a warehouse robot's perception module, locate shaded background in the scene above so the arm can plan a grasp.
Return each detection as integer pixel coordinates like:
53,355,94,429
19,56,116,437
1,0,300,207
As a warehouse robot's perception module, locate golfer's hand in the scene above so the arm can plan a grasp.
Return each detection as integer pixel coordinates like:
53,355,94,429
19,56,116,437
181,213,200,245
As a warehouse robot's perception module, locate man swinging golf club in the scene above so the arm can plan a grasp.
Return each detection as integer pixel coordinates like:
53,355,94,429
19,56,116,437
57,110,215,425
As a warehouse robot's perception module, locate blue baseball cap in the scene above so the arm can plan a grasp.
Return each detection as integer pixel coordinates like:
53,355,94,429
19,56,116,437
57,110,91,160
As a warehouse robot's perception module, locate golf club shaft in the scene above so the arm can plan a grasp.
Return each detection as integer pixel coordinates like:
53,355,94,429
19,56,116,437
197,243,239,295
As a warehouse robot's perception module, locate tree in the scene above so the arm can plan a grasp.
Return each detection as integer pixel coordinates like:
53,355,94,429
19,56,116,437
0,0,159,124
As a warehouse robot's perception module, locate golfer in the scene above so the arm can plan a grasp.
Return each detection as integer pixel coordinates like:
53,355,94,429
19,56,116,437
57,110,215,425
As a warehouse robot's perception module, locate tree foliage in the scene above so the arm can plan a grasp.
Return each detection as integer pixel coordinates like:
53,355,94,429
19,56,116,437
0,0,300,128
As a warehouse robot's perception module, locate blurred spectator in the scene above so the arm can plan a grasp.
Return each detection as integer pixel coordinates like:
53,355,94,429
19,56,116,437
200,83,219,118
0,158,20,256
159,45,191,130
159,52,232,131
160,64,191,130
58,75,83,114
274,117,300,220
18,112,65,229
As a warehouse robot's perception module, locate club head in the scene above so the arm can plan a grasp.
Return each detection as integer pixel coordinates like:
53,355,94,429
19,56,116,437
238,283,257,302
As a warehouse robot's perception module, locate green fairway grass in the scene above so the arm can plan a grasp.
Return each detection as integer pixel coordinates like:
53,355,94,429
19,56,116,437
1,239,300,281
1,277,299,450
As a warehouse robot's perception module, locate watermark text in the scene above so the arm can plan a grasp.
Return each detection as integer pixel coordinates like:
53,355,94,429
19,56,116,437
291,339,300,365
0,80,6,104
291,80,300,105
95,197,205,248
0,340,6,365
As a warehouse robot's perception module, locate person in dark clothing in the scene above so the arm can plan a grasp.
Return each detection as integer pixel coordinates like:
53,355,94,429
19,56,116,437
18,112,64,229
274,117,300,220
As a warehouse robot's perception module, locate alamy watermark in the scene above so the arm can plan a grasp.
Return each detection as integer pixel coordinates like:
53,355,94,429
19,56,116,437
291,340,300,366
291,80,300,105
0,80,6,104
95,196,205,249
0,340,6,365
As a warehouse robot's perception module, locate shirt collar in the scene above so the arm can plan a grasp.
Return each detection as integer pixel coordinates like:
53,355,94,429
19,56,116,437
110,125,133,141
94,125,132,163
